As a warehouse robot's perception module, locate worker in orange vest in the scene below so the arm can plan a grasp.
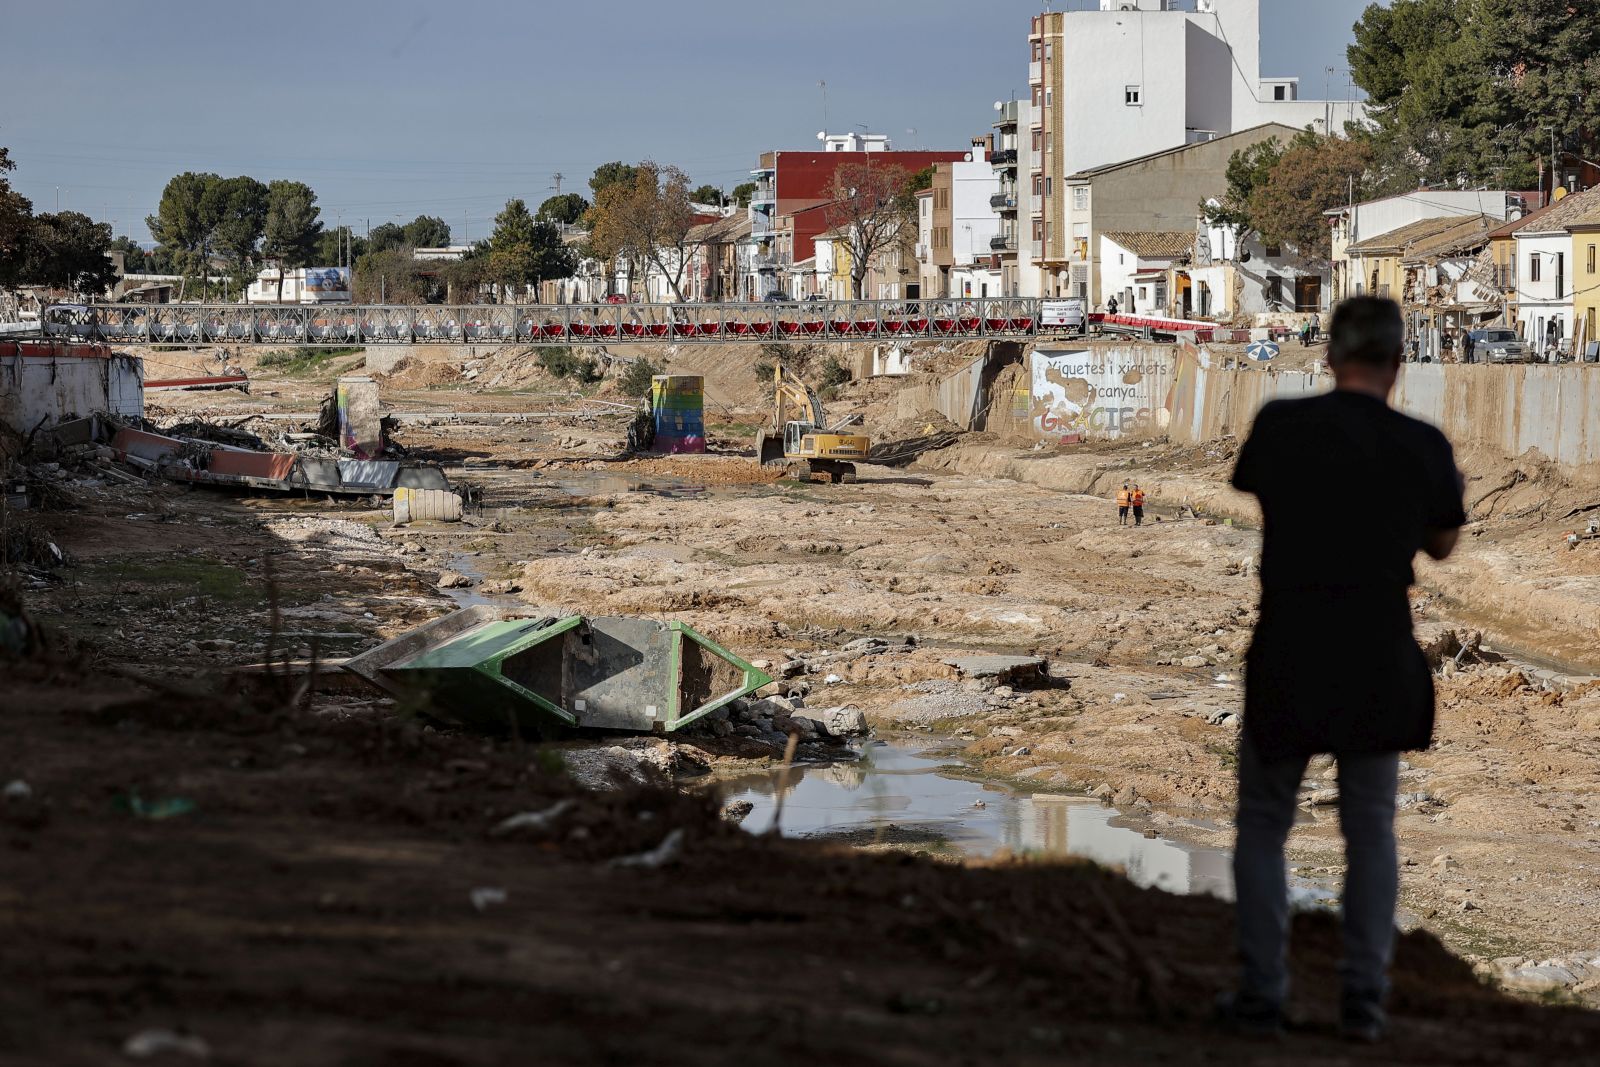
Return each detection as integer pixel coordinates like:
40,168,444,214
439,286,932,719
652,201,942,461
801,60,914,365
1116,484,1132,525
1131,485,1147,526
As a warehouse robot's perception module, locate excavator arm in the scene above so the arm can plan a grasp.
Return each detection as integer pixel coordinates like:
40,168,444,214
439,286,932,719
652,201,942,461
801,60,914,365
772,362,825,432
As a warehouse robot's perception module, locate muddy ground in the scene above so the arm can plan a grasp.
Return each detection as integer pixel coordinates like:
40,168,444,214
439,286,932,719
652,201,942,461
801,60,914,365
6,345,1600,1060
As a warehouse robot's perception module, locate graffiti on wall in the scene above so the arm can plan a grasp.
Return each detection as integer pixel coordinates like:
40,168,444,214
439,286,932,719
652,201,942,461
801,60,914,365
1029,348,1173,440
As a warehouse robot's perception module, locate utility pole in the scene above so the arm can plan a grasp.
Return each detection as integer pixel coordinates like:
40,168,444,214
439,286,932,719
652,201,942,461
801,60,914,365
551,172,563,197
1544,126,1557,204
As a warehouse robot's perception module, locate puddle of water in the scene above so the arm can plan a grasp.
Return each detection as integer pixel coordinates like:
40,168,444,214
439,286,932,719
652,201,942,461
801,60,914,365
727,741,1335,904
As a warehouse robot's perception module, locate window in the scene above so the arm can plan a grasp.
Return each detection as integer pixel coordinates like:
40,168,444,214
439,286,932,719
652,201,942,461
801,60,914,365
1032,86,1042,107
1044,88,1053,107
1033,175,1043,195
1031,130,1042,152
1266,276,1284,307
1557,251,1565,297
1032,41,1041,61
1045,177,1052,198
1274,85,1286,101
1033,220,1044,240
1073,186,1088,211
1125,85,1141,106
1044,42,1053,61
1590,244,1597,273
1530,255,1541,282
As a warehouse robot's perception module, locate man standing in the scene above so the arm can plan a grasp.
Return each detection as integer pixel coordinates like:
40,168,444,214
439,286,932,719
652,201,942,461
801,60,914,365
1116,483,1131,526
1221,296,1465,1042
1130,484,1146,526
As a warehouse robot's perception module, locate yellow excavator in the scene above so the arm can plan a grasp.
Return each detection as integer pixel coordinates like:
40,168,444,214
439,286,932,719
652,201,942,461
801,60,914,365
755,362,870,483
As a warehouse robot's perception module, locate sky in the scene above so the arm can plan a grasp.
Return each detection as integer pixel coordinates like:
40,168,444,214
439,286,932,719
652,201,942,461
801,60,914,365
1,0,1378,247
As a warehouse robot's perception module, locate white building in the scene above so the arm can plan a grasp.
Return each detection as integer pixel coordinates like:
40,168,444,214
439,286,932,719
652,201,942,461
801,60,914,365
1099,231,1194,314
948,158,1003,299
245,264,350,305
1187,209,1330,318
1033,1,1365,181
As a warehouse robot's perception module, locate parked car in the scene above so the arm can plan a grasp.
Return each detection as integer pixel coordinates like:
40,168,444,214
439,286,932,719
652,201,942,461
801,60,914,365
762,291,791,302
604,293,629,304
1467,327,1534,364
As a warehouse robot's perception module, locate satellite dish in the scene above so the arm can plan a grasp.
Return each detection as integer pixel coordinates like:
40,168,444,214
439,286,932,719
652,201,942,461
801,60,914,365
964,152,973,162
993,100,1003,111
816,131,827,141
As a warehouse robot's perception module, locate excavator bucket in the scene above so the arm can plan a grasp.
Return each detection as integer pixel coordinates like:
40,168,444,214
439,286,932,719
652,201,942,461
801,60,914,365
343,607,772,735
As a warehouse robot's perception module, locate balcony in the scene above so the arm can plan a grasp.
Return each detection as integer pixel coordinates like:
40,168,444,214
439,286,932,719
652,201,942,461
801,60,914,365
1031,193,1043,214
990,192,1017,211
990,148,1017,168
990,233,1017,252
751,180,775,206
1030,240,1044,260
1029,60,1041,84
750,213,773,237
914,243,929,260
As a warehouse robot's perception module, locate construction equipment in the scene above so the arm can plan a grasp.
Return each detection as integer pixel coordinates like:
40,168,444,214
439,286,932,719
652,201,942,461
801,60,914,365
755,362,870,483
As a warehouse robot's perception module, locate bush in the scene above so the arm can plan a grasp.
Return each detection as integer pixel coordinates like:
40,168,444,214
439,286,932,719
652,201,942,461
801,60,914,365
537,346,599,383
818,354,851,390
618,358,659,399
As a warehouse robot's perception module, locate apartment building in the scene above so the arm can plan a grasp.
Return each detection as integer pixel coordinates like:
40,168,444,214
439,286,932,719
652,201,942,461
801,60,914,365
992,100,1024,296
1026,0,1362,298
745,133,967,299
915,139,1004,299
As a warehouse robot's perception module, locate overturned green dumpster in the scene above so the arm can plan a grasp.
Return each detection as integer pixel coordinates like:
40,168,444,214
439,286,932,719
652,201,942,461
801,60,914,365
344,606,773,735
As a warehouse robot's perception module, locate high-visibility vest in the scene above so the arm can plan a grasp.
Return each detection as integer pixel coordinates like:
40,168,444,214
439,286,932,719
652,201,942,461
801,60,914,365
1116,489,1130,507
1131,490,1146,507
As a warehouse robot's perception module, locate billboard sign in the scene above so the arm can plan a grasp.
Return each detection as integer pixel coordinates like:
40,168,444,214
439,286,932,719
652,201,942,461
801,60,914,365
303,267,350,302
1041,298,1086,330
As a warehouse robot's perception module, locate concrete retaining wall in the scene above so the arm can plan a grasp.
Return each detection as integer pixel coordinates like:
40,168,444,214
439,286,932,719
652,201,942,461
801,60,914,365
914,340,1600,482
1170,353,1600,481
1,348,144,433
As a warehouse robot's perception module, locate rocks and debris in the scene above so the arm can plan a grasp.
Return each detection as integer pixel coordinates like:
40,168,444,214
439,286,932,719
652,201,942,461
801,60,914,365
469,886,508,913
939,654,1047,686
559,738,709,791
122,1028,212,1060
490,799,577,837
720,799,755,824
436,570,474,590
608,827,685,869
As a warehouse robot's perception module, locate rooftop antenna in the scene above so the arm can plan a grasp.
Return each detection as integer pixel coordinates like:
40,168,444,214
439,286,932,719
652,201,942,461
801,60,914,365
819,80,828,134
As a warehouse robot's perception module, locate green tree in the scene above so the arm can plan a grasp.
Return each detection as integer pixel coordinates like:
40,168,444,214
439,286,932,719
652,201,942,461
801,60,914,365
1349,0,1600,192
147,171,223,276
353,248,428,303
366,221,408,253
589,161,639,199
538,192,590,225
690,184,723,206
0,147,34,290
263,180,323,267
206,175,269,273
1247,135,1374,259
403,214,451,248
22,211,117,294
486,198,577,299
730,181,757,207
588,162,705,302
314,225,366,267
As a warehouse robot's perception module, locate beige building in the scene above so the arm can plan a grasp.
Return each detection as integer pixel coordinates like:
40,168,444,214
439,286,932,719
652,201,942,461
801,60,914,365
1047,123,1297,305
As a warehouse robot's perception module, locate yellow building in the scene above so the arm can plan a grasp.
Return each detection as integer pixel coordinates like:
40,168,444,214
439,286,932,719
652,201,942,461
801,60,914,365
1567,203,1600,355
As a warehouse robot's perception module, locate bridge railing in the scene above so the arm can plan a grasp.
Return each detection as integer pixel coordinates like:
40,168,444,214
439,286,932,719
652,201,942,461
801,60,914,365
70,297,1058,346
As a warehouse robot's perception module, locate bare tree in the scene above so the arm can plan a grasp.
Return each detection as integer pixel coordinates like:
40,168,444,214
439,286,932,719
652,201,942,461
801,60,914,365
822,160,914,300
588,161,710,302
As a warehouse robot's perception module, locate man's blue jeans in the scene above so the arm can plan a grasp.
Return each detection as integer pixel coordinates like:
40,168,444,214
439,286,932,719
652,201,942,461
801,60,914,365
1233,734,1401,1020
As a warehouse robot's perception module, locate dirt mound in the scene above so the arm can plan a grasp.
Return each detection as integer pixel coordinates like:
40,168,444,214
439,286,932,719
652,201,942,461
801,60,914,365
379,356,463,389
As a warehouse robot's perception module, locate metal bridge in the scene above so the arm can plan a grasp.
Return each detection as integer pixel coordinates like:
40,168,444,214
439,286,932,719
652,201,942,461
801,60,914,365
50,298,1082,347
